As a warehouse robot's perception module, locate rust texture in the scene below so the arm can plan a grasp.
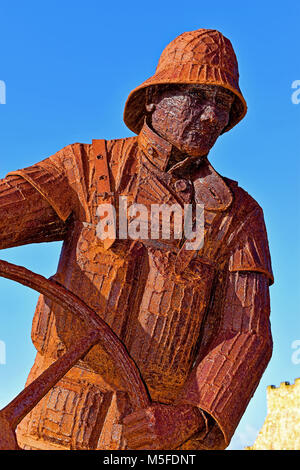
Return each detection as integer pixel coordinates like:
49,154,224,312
0,260,150,450
0,28,273,450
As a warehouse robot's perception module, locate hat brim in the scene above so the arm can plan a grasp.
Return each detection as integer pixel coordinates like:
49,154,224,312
123,65,247,135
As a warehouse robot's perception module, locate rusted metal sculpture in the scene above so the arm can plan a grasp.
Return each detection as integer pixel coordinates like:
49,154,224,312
0,29,273,450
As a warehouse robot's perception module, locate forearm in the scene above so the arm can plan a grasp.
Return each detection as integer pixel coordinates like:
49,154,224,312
123,403,208,450
176,271,272,449
0,174,67,249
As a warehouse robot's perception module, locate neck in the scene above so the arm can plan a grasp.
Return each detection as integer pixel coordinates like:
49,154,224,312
166,145,187,171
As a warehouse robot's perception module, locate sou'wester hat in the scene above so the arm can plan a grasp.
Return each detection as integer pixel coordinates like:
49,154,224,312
124,29,247,135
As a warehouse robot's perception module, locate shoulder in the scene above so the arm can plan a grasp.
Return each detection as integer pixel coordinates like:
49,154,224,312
222,178,274,285
106,135,137,154
74,135,138,167
51,135,138,171
223,176,264,219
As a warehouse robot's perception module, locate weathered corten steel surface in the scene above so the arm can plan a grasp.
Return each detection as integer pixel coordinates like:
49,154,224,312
0,29,274,450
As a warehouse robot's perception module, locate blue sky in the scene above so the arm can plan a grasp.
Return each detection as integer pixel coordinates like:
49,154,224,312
0,0,299,450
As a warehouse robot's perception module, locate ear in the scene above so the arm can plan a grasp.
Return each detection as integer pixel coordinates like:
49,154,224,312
145,86,156,114
145,103,155,113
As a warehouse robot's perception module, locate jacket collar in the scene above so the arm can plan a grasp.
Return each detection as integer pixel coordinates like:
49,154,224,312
137,120,173,171
137,121,233,211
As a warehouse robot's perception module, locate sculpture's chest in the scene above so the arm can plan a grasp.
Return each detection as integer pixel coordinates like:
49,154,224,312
69,160,234,330
44,159,235,390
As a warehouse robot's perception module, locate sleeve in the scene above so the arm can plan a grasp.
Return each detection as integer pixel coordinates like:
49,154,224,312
175,270,273,450
0,143,89,249
228,205,274,285
0,174,67,249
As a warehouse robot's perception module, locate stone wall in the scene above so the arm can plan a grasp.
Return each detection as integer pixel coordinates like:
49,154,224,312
247,378,300,450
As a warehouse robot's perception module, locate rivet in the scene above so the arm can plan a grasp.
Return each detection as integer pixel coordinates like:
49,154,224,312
174,179,188,192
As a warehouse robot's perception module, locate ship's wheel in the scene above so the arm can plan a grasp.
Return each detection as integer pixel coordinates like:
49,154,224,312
0,259,150,450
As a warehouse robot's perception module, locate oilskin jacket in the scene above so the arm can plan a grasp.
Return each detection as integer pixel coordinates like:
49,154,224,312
0,122,274,450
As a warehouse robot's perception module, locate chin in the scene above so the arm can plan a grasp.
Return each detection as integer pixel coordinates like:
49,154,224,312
177,136,217,157
180,144,212,158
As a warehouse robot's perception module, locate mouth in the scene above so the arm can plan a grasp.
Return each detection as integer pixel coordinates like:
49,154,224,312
183,125,219,146
176,124,221,157
183,118,221,137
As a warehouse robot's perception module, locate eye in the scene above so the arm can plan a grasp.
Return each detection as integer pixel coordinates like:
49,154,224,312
216,95,233,110
189,88,205,99
216,91,234,106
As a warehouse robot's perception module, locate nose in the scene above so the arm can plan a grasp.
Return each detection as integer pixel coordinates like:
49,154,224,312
200,105,218,123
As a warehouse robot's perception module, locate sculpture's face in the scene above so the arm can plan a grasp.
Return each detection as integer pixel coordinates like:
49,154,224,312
146,84,234,158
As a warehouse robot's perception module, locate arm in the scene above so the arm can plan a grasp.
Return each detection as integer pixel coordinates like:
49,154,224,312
0,142,88,249
0,174,67,249
123,270,272,450
175,270,273,449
